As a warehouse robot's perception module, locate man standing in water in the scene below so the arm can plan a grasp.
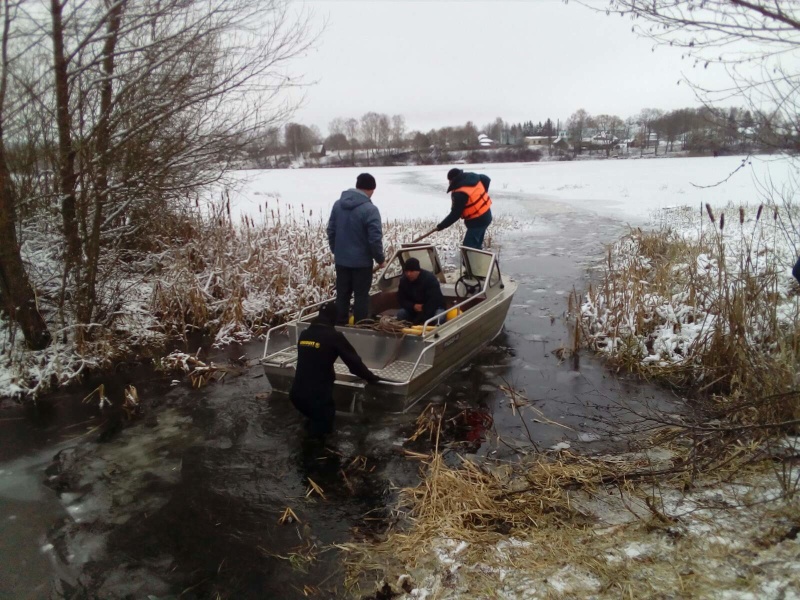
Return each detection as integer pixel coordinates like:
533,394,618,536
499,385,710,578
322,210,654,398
290,303,380,437
327,173,386,324
436,168,493,249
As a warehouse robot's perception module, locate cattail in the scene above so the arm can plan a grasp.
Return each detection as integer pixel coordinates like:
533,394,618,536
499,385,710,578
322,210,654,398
719,213,725,231
756,204,763,221
705,203,715,224
739,207,744,224
259,204,262,213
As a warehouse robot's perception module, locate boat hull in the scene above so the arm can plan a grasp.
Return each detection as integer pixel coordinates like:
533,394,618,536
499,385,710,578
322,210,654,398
260,244,517,412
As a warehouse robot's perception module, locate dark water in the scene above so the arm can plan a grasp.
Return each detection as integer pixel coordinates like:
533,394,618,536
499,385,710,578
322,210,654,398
0,195,674,599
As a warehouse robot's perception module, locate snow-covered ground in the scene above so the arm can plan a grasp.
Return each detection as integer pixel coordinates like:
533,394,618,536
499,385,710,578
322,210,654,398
225,154,797,226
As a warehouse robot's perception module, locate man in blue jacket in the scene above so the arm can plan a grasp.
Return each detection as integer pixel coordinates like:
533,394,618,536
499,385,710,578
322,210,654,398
327,173,386,324
396,258,446,325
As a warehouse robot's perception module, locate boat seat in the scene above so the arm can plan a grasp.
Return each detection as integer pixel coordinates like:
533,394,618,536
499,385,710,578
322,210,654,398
264,345,430,384
263,346,298,367
334,359,432,382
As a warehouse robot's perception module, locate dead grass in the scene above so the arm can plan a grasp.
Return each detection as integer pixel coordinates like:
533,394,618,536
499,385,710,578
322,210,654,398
576,203,800,428
149,200,477,346
341,442,800,599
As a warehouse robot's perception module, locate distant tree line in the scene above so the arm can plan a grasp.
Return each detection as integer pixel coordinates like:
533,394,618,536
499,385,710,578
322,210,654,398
244,113,563,167
245,103,794,169
565,106,793,157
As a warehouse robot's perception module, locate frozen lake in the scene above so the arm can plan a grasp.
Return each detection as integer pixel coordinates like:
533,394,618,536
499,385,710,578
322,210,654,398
225,154,797,226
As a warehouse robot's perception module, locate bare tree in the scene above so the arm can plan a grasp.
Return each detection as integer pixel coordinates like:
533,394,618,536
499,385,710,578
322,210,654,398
343,118,359,144
30,0,315,330
360,111,382,160
594,114,624,157
567,108,591,155
0,0,50,349
484,117,504,145
390,114,406,152
600,1,800,152
636,108,665,156
328,117,346,137
284,123,317,157
455,121,479,149
376,113,391,155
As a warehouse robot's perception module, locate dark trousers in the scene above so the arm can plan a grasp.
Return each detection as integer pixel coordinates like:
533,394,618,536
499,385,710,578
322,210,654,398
463,226,488,249
335,265,373,324
291,389,335,437
463,211,493,249
793,256,800,284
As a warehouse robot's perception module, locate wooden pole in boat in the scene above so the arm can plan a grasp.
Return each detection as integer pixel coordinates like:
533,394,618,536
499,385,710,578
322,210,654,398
411,228,438,243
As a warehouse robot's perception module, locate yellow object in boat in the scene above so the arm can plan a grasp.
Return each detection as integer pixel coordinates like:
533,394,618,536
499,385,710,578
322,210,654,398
446,307,462,321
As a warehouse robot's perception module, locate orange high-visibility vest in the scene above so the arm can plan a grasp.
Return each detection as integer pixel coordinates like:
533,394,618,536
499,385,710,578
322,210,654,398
453,181,492,221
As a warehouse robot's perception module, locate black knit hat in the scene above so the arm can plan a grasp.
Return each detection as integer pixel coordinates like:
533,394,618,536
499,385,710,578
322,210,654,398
404,257,421,272
356,173,376,190
447,168,463,181
317,302,338,323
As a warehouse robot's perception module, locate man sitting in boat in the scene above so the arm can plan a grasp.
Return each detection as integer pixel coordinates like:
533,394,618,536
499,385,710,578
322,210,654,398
291,303,380,437
396,258,446,325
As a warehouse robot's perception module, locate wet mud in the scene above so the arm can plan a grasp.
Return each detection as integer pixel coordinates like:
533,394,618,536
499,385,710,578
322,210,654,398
0,192,676,599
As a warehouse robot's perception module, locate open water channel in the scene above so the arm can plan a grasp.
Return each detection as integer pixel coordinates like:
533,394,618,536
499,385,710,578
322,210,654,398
0,187,674,599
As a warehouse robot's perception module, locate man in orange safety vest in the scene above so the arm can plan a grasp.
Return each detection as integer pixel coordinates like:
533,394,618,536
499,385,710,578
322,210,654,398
435,168,493,249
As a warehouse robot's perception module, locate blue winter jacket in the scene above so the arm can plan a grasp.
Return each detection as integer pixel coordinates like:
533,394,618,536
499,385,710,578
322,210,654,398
326,189,385,268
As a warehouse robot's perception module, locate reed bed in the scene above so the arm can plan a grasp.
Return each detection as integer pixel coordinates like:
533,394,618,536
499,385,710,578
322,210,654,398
576,202,800,427
342,440,799,599
341,447,657,597
150,199,517,346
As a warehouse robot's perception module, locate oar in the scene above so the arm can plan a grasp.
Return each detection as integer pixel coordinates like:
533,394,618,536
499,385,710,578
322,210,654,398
411,228,438,243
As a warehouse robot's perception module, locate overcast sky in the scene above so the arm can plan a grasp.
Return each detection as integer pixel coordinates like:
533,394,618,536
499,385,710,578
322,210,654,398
287,0,736,135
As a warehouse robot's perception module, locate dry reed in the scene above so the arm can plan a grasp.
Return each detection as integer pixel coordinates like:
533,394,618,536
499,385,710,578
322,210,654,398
578,203,800,428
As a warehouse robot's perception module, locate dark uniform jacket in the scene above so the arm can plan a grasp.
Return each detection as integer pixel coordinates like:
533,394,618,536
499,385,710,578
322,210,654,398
291,319,378,402
437,171,493,231
397,270,445,325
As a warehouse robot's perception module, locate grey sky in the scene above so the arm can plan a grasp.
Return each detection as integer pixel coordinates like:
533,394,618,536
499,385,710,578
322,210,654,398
289,0,734,135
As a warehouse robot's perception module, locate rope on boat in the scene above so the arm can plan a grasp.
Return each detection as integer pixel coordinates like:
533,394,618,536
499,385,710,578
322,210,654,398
351,315,408,334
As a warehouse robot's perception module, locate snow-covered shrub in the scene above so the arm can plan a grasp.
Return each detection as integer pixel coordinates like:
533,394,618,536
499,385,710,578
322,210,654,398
579,203,800,420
